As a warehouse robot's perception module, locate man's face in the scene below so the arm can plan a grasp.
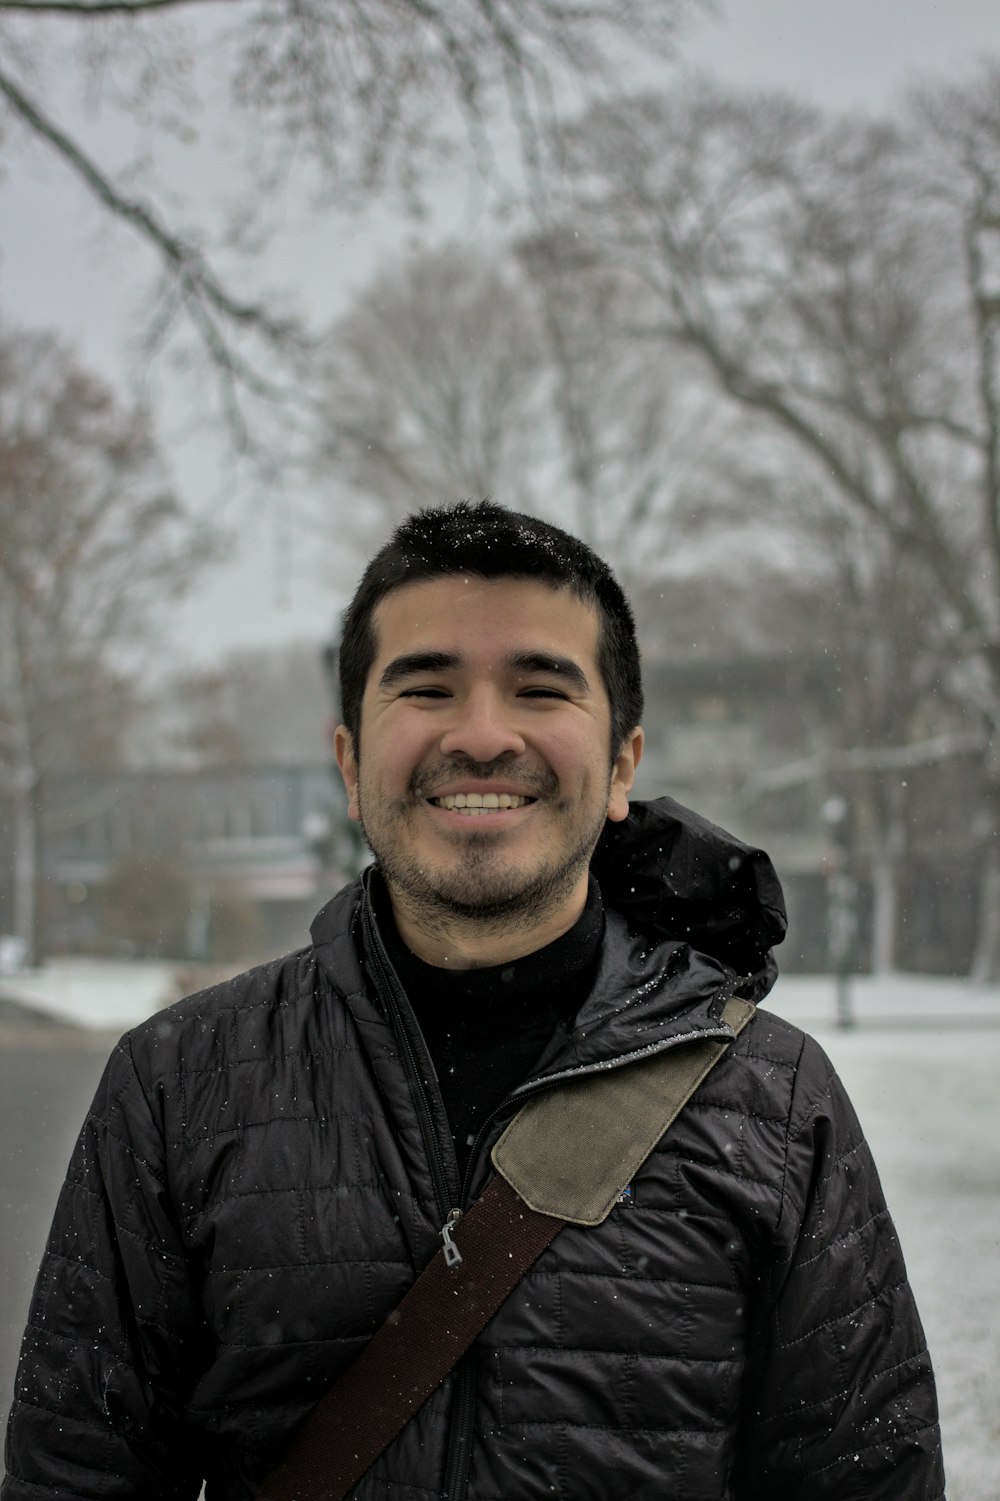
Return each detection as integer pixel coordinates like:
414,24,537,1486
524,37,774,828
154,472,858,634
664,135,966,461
335,575,642,942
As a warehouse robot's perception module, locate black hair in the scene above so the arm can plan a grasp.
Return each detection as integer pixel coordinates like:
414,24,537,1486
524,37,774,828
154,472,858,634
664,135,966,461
331,500,643,759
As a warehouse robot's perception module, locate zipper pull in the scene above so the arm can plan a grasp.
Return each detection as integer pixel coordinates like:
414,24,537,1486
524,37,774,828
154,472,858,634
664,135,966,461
441,1208,463,1268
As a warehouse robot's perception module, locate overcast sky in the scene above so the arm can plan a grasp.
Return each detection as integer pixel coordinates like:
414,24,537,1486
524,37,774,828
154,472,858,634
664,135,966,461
4,0,998,668
685,0,993,106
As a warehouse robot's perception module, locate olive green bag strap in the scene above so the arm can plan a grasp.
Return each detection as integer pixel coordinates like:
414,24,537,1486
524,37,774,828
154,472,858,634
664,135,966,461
256,995,755,1501
492,993,756,1223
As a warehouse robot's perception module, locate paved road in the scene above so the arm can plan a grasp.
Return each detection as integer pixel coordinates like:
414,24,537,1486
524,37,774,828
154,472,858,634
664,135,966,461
0,1018,117,1439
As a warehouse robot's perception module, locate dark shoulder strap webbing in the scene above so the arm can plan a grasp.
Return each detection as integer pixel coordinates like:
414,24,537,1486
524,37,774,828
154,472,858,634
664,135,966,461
255,996,755,1501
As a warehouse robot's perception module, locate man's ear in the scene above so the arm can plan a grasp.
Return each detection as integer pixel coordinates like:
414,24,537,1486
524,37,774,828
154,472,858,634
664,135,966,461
333,725,361,823
606,727,644,824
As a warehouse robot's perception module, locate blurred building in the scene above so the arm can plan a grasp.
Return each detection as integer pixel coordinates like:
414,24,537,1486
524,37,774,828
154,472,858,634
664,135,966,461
637,651,983,974
0,650,985,974
0,764,355,964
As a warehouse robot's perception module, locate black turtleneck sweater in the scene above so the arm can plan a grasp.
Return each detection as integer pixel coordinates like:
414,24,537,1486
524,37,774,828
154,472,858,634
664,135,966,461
376,879,605,1175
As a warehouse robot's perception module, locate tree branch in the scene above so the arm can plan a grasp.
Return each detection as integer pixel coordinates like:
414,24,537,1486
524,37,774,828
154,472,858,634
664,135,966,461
0,62,303,409
650,287,990,643
742,730,987,798
0,0,221,14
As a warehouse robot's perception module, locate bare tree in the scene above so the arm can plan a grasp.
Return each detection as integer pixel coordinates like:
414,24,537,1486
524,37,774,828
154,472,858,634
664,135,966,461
763,506,975,973
0,327,214,963
552,68,1000,974
0,0,702,448
516,226,752,570
314,240,736,590
158,639,332,768
911,61,1000,977
316,247,550,541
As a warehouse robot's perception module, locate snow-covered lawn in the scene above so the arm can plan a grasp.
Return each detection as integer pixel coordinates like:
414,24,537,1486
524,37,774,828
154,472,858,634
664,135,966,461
0,955,178,1030
2,962,997,1496
777,977,1000,1501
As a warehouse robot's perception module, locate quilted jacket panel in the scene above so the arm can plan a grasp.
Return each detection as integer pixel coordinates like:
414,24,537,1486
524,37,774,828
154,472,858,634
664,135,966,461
3,799,944,1500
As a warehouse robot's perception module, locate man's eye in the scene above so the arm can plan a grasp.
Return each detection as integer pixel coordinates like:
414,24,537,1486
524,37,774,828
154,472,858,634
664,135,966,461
400,687,449,698
520,687,568,700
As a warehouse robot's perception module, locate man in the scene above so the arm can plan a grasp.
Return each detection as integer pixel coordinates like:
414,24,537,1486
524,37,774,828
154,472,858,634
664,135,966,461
4,501,943,1499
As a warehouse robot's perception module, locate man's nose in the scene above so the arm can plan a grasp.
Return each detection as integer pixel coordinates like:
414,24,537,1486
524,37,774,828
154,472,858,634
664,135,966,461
438,691,527,761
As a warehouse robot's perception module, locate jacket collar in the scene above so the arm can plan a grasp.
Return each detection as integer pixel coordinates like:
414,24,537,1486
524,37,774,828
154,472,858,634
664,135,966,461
310,795,786,1063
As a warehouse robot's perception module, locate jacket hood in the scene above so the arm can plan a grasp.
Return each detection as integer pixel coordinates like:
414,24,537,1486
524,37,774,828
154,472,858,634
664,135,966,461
591,796,786,1002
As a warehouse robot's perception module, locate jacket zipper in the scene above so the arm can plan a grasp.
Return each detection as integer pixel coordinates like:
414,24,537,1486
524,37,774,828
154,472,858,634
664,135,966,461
363,901,457,1219
365,891,741,1501
362,900,472,1498
438,1011,743,1501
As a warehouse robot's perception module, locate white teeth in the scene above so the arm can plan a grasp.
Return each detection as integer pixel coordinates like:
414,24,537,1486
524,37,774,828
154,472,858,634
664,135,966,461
433,792,531,812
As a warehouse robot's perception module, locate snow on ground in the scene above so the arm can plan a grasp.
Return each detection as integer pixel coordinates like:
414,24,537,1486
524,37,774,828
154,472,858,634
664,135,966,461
1,961,997,1496
0,956,184,1031
4,956,998,1034
777,978,1000,1501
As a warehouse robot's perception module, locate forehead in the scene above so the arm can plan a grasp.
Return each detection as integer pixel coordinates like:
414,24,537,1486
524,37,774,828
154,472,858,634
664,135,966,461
367,575,602,679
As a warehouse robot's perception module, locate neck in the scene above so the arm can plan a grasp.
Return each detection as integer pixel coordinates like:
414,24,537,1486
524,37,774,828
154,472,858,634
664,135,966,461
387,879,590,969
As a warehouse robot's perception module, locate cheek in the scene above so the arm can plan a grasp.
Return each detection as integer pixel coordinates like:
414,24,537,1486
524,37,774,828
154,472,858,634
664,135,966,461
362,720,434,797
546,725,611,792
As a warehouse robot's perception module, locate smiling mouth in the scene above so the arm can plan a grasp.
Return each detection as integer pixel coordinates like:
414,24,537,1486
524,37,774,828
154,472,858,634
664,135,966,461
430,792,535,815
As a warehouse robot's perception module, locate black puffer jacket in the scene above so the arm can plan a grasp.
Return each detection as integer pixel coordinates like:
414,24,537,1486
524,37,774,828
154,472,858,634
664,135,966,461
4,799,944,1500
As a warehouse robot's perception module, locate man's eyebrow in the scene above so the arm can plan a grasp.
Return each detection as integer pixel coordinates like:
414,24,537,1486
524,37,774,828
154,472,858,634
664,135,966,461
507,652,591,693
378,649,592,694
378,651,459,689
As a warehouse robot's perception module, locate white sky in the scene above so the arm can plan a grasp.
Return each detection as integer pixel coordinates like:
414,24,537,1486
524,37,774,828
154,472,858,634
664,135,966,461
684,0,994,108
3,0,998,667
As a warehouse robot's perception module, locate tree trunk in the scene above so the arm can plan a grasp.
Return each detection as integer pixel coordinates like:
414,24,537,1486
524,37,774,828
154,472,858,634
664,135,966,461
870,781,906,976
12,768,40,969
971,842,1000,983
870,849,898,975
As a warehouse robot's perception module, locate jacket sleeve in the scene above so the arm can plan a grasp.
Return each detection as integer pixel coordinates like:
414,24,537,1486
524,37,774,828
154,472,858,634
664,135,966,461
735,1032,945,1500
3,1036,206,1500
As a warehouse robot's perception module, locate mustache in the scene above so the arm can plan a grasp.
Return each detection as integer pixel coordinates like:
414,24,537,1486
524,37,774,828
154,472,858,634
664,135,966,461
412,758,557,800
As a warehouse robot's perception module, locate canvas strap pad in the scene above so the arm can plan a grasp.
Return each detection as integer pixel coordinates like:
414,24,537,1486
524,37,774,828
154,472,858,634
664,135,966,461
492,995,756,1225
